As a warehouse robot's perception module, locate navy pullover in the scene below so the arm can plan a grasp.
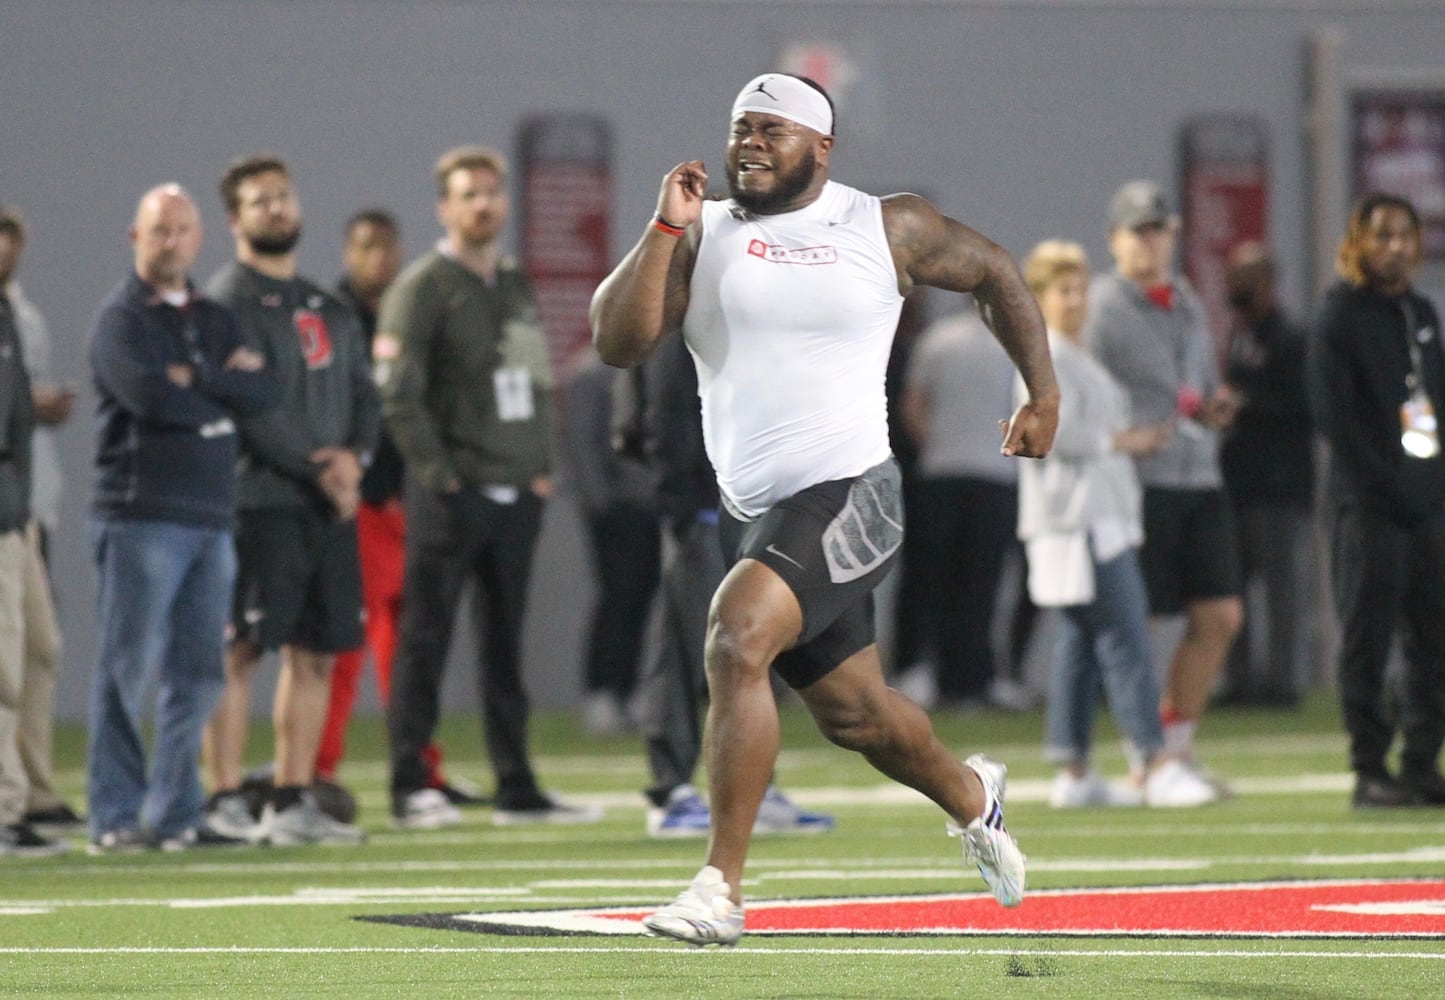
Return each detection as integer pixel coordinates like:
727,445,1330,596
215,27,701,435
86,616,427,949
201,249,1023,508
89,273,279,528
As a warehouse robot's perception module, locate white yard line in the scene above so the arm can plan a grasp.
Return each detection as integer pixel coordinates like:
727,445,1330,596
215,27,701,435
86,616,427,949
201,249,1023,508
10,837,1445,884
0,945,1442,959
4,847,1445,911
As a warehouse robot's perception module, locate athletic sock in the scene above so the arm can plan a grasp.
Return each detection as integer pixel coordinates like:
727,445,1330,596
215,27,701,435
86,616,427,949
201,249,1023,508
1162,714,1197,760
970,769,1004,830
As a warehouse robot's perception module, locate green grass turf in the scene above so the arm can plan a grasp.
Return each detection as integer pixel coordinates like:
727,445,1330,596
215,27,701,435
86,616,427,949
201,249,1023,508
2,692,1443,998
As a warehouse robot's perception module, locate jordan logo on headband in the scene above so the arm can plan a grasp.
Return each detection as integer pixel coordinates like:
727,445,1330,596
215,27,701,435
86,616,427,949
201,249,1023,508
732,73,833,137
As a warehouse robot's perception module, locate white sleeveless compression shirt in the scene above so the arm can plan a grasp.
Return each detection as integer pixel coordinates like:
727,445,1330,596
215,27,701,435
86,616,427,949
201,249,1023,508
683,180,904,517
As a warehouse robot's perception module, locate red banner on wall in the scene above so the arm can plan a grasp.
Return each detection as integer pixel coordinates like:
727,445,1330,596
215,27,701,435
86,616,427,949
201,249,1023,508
517,114,613,377
1179,115,1270,354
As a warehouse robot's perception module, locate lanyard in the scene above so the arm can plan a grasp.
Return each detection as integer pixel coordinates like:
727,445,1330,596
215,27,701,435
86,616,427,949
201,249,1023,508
1402,297,1430,398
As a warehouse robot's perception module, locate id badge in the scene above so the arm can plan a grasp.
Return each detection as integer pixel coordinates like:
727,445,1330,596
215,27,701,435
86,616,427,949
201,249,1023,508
1400,390,1440,459
494,366,535,422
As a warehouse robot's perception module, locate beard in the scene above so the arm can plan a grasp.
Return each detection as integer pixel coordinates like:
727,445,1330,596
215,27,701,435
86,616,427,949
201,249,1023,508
727,149,818,215
245,222,302,257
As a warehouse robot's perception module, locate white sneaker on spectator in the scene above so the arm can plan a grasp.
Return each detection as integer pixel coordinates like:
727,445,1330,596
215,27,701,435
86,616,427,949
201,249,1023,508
582,692,629,736
1049,768,1144,808
1185,757,1235,800
987,677,1037,711
1144,758,1220,808
205,791,262,843
393,787,463,830
261,791,366,845
894,664,938,710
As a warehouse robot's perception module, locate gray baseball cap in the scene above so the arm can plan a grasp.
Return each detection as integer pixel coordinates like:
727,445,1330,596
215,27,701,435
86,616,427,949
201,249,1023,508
1108,180,1175,230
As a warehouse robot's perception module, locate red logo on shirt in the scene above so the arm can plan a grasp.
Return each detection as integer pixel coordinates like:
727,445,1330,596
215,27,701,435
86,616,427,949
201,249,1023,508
294,310,333,368
746,240,838,265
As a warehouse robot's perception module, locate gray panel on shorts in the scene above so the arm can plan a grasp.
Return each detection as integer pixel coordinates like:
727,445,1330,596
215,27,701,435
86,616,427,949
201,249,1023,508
822,461,903,583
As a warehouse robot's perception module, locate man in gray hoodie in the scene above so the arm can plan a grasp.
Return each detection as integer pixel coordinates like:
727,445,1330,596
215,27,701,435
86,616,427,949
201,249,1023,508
1085,181,1242,797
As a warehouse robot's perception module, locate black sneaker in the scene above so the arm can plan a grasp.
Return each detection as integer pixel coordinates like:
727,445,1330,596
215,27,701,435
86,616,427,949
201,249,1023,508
0,822,70,858
23,803,85,830
493,789,604,826
1399,768,1445,805
310,778,359,824
239,763,276,820
158,822,251,852
1352,773,1427,809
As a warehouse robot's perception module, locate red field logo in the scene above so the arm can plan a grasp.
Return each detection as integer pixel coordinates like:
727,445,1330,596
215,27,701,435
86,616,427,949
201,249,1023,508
367,879,1445,939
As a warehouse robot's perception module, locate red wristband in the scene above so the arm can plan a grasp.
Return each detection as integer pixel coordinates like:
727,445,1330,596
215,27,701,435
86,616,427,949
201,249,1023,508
651,212,686,237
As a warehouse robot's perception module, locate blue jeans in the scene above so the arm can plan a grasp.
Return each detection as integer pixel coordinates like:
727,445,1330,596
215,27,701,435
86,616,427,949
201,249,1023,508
1043,546,1163,766
86,518,235,839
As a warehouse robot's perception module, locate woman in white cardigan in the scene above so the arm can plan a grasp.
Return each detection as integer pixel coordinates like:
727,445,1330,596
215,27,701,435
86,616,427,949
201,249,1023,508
1017,240,1216,808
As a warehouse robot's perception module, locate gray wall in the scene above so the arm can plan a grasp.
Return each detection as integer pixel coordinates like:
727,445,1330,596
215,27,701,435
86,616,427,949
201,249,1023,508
3,0,1443,720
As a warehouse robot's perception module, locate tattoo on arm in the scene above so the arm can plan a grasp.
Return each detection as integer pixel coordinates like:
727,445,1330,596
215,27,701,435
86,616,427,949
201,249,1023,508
885,194,1055,400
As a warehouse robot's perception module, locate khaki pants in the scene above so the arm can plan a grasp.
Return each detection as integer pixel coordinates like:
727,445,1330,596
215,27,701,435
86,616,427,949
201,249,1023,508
0,521,62,825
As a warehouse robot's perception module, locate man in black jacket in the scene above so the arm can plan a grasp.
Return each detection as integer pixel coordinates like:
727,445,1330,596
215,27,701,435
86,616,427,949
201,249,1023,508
86,184,277,852
1219,242,1315,707
1309,192,1445,808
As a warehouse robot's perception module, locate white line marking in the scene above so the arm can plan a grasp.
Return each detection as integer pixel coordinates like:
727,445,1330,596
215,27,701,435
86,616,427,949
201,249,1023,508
5,857,1445,912
0,946,1441,959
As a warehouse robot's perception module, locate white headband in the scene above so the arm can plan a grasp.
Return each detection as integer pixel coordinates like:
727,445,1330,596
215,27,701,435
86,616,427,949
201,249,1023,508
731,74,833,136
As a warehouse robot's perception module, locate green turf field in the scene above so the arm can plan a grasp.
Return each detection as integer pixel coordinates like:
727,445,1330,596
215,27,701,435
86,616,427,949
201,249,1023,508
3,694,1443,998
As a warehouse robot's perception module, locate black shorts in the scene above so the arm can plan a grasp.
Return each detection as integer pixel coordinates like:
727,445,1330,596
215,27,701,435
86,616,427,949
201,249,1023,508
231,505,364,653
720,458,903,689
1140,486,1242,615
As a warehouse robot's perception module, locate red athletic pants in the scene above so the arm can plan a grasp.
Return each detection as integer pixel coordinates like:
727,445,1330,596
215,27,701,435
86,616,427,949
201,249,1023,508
316,500,444,783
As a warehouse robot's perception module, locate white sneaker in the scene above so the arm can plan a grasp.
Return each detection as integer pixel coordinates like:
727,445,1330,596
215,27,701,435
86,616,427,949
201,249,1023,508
393,787,463,830
1185,757,1236,800
1144,758,1220,808
1049,769,1144,809
987,677,1038,712
205,791,262,843
893,664,939,710
643,865,744,947
261,792,367,845
948,754,1026,908
582,692,629,736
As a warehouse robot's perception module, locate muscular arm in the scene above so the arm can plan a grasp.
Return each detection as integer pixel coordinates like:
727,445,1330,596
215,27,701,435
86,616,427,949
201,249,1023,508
882,193,1059,457
590,161,706,368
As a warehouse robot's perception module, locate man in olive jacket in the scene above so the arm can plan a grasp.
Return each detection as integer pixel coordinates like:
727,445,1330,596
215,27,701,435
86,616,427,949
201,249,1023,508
378,145,599,829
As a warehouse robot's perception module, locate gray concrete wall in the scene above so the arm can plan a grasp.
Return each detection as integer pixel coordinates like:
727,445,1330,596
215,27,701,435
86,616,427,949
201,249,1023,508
2,0,1442,720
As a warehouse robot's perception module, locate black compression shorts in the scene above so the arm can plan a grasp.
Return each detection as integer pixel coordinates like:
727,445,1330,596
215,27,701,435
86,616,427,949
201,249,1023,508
719,458,903,689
